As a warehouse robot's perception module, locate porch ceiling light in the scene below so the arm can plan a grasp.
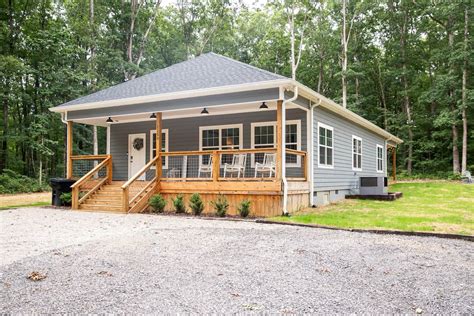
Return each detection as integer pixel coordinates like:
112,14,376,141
259,102,268,109
150,112,156,119
201,108,209,114
106,117,113,123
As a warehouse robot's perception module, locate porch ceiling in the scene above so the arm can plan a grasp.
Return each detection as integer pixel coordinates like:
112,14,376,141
72,100,303,127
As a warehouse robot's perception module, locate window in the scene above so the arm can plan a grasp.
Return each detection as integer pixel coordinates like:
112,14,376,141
317,122,334,168
150,129,168,169
250,120,301,167
376,144,384,172
352,135,362,171
199,124,243,164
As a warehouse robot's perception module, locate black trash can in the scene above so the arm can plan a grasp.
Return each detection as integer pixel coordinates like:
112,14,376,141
50,178,76,206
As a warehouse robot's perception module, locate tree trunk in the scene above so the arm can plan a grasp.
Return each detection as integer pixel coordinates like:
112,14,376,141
448,21,460,173
317,50,324,93
1,93,8,171
341,0,348,108
461,5,468,174
125,0,139,81
377,61,388,129
1,0,14,171
400,9,412,175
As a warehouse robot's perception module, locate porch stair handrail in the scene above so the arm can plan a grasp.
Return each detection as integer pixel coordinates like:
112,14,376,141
121,156,158,212
70,155,112,209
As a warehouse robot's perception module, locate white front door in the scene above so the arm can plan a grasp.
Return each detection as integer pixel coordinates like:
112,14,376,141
128,133,147,180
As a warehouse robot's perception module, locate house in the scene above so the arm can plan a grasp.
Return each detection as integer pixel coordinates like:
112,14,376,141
49,53,402,216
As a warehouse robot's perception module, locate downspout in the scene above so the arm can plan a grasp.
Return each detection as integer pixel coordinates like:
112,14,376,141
282,86,298,215
309,98,322,207
60,112,68,124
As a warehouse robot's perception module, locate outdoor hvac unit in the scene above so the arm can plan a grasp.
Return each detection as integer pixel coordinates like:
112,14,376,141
359,177,388,195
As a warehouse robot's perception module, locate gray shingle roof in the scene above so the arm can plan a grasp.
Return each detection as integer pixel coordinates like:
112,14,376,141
61,53,287,107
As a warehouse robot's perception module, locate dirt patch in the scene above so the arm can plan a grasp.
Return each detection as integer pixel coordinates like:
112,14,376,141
0,192,50,208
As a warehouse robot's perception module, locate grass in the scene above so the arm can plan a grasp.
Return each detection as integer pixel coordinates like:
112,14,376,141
272,182,474,235
0,201,50,210
0,192,51,210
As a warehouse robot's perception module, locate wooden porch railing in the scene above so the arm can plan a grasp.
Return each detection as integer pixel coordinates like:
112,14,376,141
70,155,112,209
159,148,307,181
121,156,158,212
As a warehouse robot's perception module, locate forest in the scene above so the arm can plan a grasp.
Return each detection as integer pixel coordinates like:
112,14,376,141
0,0,472,187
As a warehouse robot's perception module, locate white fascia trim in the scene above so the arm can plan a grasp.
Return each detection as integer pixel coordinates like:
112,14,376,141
290,81,403,144
50,79,292,113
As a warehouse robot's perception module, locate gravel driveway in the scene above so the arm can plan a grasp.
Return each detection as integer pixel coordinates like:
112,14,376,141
1,207,473,314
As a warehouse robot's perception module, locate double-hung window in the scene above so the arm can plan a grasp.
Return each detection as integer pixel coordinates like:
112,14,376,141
352,135,362,171
199,124,243,164
250,120,301,167
150,129,169,169
317,123,334,168
376,144,384,172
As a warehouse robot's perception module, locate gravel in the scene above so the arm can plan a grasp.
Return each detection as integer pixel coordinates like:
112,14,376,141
1,207,473,314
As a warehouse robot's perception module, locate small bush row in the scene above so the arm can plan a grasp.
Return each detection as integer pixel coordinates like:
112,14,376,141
149,193,251,218
0,169,50,194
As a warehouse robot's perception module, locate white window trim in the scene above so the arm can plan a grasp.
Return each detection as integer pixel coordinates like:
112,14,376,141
317,122,334,169
352,135,363,171
199,124,243,167
150,129,169,170
250,120,301,167
376,144,384,173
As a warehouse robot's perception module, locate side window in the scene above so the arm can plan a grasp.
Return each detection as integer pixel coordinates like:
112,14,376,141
352,136,362,171
376,144,383,172
318,123,334,168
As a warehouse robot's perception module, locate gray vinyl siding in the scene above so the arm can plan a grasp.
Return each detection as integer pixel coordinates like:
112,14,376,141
313,107,387,192
110,108,307,180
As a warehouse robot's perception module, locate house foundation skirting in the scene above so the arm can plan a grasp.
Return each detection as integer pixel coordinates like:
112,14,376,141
152,191,309,217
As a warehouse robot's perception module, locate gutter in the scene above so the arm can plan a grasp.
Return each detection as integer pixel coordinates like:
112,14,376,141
282,86,299,215
60,112,68,124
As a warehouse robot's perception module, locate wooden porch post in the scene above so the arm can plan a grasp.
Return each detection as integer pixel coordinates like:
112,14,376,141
276,100,283,180
392,147,397,182
155,113,163,188
66,121,73,179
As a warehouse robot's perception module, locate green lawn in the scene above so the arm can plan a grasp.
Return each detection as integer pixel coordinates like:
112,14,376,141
0,201,50,210
272,182,474,235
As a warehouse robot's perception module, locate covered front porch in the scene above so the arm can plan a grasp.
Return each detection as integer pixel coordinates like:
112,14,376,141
65,98,311,216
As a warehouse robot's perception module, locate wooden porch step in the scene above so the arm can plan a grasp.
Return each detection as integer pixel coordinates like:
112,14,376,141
82,199,123,205
79,204,124,211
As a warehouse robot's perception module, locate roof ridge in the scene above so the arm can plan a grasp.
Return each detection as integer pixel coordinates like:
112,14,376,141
207,52,287,79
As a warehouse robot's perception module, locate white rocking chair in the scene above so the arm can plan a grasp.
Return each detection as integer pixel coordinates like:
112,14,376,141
198,155,213,178
223,154,247,178
254,153,276,178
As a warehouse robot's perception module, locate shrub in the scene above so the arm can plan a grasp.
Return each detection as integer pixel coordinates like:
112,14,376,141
237,199,251,218
189,193,204,216
0,169,49,194
149,194,167,213
60,192,72,205
172,194,186,213
211,194,228,217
